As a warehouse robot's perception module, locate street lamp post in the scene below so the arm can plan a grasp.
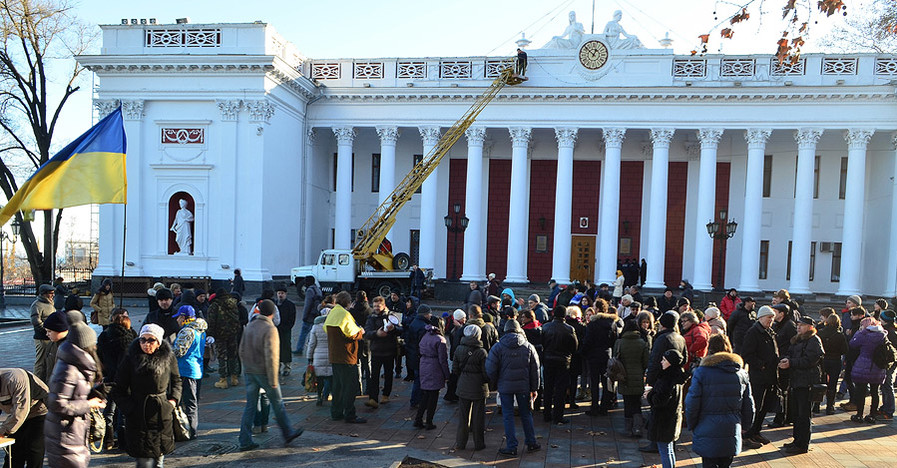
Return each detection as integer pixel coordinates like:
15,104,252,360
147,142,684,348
444,203,469,281
0,217,21,308
706,213,737,291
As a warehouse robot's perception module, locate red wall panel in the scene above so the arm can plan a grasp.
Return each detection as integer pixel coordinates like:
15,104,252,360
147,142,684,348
618,161,644,264
572,160,601,236
527,160,558,283
664,162,688,288
446,159,467,280
712,162,731,289
486,159,512,279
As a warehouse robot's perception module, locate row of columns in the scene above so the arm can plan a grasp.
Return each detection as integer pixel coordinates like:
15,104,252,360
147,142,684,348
329,124,878,294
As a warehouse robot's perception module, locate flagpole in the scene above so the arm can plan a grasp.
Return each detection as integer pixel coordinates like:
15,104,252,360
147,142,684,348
118,203,126,309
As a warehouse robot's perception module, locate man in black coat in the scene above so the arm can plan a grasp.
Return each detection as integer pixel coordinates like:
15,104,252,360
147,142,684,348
779,316,824,454
656,288,677,313
464,282,484,313
728,296,756,354
646,311,687,386
541,306,578,424
582,302,622,416
275,285,297,376
364,296,402,408
741,306,779,446
771,303,797,427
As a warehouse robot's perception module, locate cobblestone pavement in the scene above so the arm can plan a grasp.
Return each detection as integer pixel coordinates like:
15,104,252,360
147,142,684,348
2,304,897,467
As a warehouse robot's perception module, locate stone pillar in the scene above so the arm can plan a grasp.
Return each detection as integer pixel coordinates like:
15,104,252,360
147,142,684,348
692,129,724,291
552,128,578,285
120,100,145,273
418,126,442,272
739,129,772,292
790,128,823,294
505,127,532,283
644,128,674,289
303,128,316,264
332,126,355,250
376,126,399,240
597,128,626,285
461,127,487,282
837,128,874,296
887,133,897,297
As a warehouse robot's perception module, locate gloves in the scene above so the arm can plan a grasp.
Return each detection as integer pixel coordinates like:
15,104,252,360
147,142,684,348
206,336,215,345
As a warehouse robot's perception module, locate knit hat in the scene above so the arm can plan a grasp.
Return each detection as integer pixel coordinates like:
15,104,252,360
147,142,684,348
463,324,482,340
503,318,522,334
173,305,196,319
659,311,679,330
528,294,540,303
798,315,816,326
147,282,165,296
195,288,207,297
275,283,288,292
453,309,466,321
67,322,97,350
155,288,173,301
881,309,896,323
64,294,83,311
44,311,69,332
258,299,277,317
756,305,775,319
139,324,164,343
704,306,720,319
662,349,684,368
848,295,862,306
417,304,432,316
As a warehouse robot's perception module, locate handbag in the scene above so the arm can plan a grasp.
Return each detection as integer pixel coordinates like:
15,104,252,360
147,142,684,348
304,365,317,393
90,310,99,325
173,404,191,442
87,408,106,453
810,384,827,403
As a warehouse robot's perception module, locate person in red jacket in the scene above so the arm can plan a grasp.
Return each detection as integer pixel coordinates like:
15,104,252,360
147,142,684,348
718,289,742,321
680,311,711,370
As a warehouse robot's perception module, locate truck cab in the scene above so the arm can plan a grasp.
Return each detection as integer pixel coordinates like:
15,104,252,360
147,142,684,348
291,249,355,292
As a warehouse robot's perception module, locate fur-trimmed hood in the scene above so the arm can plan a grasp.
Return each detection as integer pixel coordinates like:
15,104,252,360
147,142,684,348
590,312,619,322
790,328,817,345
127,338,174,376
699,351,744,370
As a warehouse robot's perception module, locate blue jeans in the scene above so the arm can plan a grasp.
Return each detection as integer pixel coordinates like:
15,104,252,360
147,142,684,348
499,393,537,451
881,363,897,416
657,442,675,468
295,321,313,353
239,373,293,447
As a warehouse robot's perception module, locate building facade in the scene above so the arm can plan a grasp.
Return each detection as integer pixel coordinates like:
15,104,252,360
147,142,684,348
78,20,897,296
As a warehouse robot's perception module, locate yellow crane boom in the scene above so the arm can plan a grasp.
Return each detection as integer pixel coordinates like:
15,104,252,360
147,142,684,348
352,66,523,270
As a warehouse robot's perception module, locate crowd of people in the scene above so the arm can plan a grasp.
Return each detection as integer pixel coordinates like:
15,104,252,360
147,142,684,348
2,274,896,468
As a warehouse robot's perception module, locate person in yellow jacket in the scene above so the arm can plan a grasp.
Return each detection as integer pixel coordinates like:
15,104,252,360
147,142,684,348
325,291,366,424
90,279,115,328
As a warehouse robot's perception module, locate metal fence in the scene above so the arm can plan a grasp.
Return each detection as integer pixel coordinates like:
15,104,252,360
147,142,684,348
3,267,94,296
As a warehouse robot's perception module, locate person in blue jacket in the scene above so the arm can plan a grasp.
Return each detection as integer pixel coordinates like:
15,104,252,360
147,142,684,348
173,305,208,439
685,334,754,468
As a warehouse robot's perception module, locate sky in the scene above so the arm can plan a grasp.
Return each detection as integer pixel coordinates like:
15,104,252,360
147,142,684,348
16,0,856,247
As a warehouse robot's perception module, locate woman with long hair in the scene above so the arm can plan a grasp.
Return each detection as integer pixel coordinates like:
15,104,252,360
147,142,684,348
97,309,137,450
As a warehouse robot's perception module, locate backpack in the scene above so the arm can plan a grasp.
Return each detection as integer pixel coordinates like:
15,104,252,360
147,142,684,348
872,336,897,370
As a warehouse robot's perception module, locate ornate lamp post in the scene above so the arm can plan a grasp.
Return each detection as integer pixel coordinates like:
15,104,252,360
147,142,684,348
444,203,469,281
0,216,21,308
706,214,737,291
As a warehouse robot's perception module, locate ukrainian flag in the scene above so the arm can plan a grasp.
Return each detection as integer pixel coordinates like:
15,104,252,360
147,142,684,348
0,107,127,226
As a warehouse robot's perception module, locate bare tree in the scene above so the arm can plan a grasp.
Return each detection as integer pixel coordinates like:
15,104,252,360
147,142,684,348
820,0,897,53
0,0,95,284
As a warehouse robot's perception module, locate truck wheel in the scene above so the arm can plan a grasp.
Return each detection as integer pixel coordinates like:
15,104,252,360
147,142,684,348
393,252,411,271
377,281,399,298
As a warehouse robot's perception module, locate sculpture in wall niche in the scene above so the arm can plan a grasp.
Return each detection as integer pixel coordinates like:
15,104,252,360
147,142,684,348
170,198,194,255
603,10,643,49
541,11,584,49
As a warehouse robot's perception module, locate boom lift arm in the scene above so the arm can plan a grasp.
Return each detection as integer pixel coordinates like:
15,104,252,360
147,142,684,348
352,66,523,271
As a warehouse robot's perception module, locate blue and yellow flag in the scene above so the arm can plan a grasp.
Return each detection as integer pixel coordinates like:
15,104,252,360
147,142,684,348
0,107,127,226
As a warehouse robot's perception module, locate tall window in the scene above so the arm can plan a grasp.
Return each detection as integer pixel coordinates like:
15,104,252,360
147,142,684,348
813,155,820,199
839,157,848,199
371,153,381,193
793,157,798,198
332,153,356,191
762,155,773,197
831,242,842,282
786,241,792,281
410,229,420,265
413,154,423,193
809,241,816,281
759,240,769,280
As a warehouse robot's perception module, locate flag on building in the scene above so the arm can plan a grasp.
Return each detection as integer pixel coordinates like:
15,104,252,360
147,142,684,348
0,107,127,226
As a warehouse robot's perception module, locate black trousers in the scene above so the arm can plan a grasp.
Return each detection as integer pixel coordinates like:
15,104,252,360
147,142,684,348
823,359,842,408
456,397,486,449
587,357,613,412
416,389,440,424
791,386,812,448
855,383,881,418
445,372,459,401
368,355,395,400
543,363,570,422
3,414,45,468
622,394,642,417
702,456,734,468
747,381,775,436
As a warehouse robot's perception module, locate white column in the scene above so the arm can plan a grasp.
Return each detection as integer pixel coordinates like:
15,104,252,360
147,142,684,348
692,129,724,291
790,128,823,294
461,127,487,282
303,128,316,264
739,129,772,292
552,128,578,284
838,128,874,295
418,126,442,272
597,128,626,284
505,127,532,283
120,100,145,274
644,128,674,289
886,133,897,297
376,126,399,240
332,126,355,250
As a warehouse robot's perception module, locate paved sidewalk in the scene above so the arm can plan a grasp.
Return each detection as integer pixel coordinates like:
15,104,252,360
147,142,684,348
2,305,897,467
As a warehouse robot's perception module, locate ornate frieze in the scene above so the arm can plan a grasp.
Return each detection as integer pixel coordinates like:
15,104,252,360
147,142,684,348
375,126,400,145
720,59,755,78
121,100,145,120
673,59,706,78
554,128,578,148
771,58,806,76
145,28,221,48
311,63,340,79
419,126,442,146
397,62,426,79
875,58,897,76
94,99,121,118
822,58,858,75
353,62,384,79
162,128,204,145
465,127,487,146
440,61,472,79
332,126,356,145
845,129,874,149
485,59,515,78
245,100,275,123
602,128,626,147
217,100,242,121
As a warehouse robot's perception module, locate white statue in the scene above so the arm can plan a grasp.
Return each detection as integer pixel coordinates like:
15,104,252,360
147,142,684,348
170,198,194,255
542,11,585,49
603,10,643,49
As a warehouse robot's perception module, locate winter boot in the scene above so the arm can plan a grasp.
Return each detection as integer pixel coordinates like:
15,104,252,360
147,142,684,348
230,375,240,386
214,378,228,389
632,413,644,438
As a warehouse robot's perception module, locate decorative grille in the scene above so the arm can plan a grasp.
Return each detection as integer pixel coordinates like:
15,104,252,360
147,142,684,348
672,60,706,78
397,62,426,79
145,29,221,47
720,59,754,77
161,128,204,145
771,58,805,76
875,58,897,76
311,63,341,79
822,58,858,75
440,61,472,79
353,62,384,79
485,59,514,78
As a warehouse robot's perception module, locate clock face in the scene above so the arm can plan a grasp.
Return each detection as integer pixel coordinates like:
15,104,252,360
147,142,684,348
579,40,609,70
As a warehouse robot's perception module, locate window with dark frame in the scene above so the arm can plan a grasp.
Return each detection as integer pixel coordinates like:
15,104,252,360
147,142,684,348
838,157,848,199
813,155,820,199
413,154,423,193
831,242,842,282
759,240,769,280
786,241,792,281
371,153,381,193
809,241,816,281
793,156,798,198
332,152,356,192
410,229,420,265
762,155,772,198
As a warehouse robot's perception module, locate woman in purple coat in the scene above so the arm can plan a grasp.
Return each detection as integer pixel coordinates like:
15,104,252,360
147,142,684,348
415,317,450,430
849,316,888,423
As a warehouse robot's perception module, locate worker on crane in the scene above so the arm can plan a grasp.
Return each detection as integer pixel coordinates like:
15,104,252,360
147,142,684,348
516,48,528,77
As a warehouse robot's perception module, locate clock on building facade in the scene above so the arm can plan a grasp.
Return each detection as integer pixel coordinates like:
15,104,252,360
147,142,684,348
578,40,609,70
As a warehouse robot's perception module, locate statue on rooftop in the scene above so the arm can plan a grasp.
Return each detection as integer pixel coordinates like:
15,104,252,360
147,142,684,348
603,10,643,49
542,11,585,49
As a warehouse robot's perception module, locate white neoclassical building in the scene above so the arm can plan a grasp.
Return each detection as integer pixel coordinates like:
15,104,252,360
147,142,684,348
77,18,897,297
